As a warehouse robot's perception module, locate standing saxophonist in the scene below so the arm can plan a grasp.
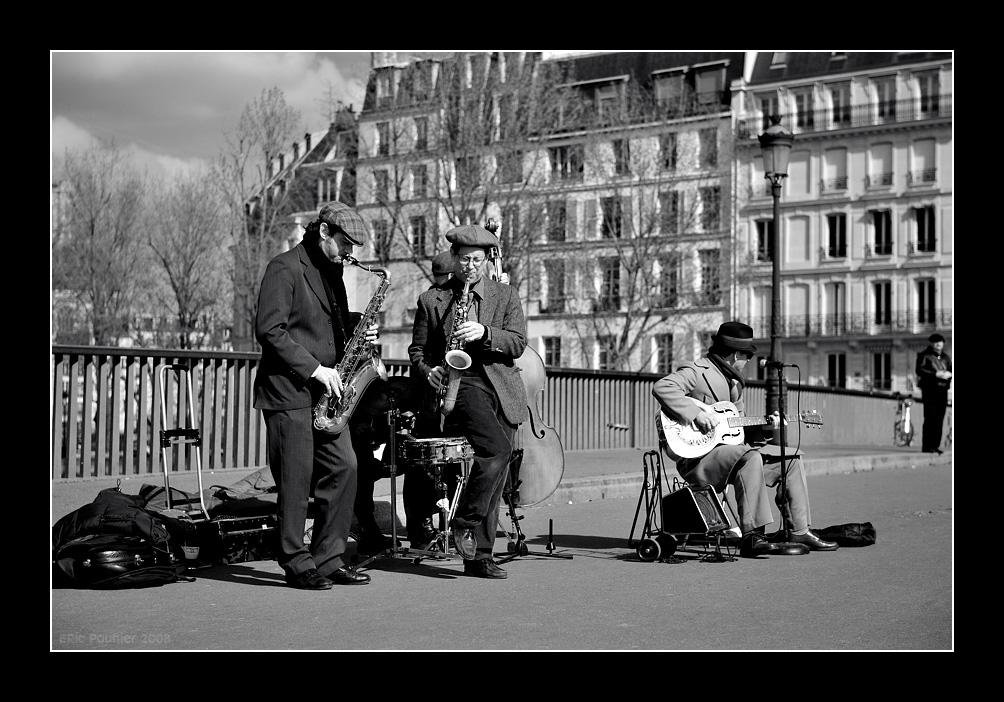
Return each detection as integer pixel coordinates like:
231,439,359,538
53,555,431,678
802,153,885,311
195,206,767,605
408,224,528,579
254,202,376,591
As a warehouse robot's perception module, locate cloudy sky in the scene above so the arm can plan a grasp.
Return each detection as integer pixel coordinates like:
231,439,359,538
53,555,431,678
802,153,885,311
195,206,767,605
50,51,374,180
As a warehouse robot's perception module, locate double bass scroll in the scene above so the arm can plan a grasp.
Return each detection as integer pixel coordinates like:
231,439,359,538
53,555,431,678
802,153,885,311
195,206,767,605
484,218,565,507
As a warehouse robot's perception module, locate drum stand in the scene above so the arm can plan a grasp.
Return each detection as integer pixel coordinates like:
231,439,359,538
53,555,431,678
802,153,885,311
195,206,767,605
494,468,573,564
355,402,470,569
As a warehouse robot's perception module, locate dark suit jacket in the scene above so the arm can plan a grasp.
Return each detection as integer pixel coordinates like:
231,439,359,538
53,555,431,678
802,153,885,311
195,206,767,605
254,243,351,411
409,276,528,426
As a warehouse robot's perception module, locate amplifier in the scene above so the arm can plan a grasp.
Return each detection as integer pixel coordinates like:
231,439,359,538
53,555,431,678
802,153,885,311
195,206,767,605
661,484,730,535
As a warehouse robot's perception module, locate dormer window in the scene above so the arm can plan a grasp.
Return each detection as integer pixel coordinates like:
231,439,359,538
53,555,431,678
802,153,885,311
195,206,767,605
770,52,787,68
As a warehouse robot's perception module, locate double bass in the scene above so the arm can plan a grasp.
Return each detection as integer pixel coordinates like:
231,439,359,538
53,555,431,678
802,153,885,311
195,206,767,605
484,219,565,507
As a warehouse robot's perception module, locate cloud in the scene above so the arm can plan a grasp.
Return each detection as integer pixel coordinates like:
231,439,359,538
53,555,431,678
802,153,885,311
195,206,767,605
51,51,370,182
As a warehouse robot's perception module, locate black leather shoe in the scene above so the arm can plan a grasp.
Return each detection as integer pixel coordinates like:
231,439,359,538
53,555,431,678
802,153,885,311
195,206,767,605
464,558,508,579
327,567,371,585
787,530,839,551
740,531,777,558
285,568,333,590
409,517,437,549
451,525,477,559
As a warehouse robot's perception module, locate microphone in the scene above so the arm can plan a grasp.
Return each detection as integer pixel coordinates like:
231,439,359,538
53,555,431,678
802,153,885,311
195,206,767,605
760,359,799,369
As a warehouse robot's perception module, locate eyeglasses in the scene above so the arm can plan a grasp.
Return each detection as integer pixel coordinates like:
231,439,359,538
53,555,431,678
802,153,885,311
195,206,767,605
458,256,485,267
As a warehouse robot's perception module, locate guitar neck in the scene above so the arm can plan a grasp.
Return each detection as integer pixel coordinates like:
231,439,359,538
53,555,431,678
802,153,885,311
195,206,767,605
726,415,771,428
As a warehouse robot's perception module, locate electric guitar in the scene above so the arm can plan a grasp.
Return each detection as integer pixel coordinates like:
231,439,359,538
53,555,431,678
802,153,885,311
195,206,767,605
656,399,823,462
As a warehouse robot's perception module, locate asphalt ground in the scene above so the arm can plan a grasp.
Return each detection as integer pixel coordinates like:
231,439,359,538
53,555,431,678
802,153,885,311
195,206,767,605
50,444,953,651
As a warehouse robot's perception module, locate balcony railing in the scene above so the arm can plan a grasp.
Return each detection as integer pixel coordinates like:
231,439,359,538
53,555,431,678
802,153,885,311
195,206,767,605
750,309,952,339
736,95,953,139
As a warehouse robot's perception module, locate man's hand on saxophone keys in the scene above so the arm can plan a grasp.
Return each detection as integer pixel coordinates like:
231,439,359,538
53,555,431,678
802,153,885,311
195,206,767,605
311,366,344,399
453,321,486,344
363,322,379,344
427,366,444,390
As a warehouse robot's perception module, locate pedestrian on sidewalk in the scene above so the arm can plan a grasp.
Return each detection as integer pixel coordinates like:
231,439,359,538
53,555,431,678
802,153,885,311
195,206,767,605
915,332,953,454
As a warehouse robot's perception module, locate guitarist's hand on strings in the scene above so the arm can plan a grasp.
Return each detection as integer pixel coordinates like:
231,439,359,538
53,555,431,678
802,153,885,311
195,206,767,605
693,410,719,434
766,411,788,431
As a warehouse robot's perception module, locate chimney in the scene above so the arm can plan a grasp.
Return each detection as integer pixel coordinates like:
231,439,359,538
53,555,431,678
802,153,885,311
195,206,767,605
293,142,299,160
305,132,312,151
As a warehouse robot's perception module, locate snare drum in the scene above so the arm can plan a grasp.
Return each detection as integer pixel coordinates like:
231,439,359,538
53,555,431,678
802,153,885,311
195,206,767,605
399,437,473,469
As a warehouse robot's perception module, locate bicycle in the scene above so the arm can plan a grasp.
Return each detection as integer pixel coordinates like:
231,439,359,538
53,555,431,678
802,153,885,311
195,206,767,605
893,393,915,448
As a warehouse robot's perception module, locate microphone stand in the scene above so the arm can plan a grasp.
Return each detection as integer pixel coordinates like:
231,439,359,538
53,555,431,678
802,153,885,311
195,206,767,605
770,362,810,556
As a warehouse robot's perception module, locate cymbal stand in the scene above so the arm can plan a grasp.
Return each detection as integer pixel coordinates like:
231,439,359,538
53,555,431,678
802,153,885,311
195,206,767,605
494,474,572,564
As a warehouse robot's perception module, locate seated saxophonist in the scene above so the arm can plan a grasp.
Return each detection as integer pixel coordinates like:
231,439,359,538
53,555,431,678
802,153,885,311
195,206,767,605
407,225,528,579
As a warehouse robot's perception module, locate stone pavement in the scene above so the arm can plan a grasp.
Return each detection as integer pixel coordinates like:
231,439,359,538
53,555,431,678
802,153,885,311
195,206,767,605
51,443,953,651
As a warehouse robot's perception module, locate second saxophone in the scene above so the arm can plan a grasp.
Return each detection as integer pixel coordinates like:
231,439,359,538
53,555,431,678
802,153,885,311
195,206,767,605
438,276,473,429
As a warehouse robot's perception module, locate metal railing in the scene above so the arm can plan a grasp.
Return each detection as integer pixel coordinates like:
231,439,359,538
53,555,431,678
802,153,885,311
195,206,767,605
51,345,920,482
749,309,952,338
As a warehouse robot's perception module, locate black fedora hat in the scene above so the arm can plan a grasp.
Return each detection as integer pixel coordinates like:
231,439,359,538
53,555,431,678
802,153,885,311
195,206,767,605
712,321,757,355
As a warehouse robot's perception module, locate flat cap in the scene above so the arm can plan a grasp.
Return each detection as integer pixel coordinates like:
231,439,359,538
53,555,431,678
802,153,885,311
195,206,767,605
318,202,367,247
431,251,454,276
445,224,498,250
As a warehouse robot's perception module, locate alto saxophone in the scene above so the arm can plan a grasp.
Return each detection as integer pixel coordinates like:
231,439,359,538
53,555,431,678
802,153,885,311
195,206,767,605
312,255,391,434
437,276,473,427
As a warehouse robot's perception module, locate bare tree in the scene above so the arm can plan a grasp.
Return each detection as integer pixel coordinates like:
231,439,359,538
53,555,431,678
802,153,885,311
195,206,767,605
52,140,148,346
213,87,302,351
552,81,735,371
145,168,231,349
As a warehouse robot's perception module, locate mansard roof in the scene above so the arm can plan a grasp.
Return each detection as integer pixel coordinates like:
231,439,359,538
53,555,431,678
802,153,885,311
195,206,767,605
748,51,952,84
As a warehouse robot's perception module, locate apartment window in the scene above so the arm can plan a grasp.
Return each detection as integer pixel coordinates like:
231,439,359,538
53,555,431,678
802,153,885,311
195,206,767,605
871,210,892,255
377,122,390,156
412,165,427,199
700,186,720,232
654,72,685,113
915,205,936,252
376,71,393,107
699,249,721,305
414,117,428,151
827,214,847,258
657,255,678,307
827,353,847,388
756,219,775,262
590,81,623,120
374,170,389,203
699,129,717,168
372,220,390,259
910,138,936,185
601,197,623,239
917,279,936,325
695,65,725,105
614,139,631,175
501,205,519,252
455,156,480,189
543,337,562,367
868,143,893,187
659,132,677,171
655,333,674,375
794,90,814,130
599,257,621,311
660,191,679,235
823,148,848,191
875,77,897,120
543,260,565,313
759,94,779,132
874,281,891,325
549,144,584,181
770,52,787,68
872,352,892,391
918,72,940,115
547,200,566,242
829,83,851,126
499,150,523,184
410,216,426,255
598,336,616,371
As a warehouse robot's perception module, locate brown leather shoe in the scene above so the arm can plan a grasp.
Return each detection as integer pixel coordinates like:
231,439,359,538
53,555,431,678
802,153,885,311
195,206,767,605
788,530,839,551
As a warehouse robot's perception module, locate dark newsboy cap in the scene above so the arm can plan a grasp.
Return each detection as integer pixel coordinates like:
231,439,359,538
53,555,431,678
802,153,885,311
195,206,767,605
431,251,454,276
445,224,498,250
318,202,367,247
712,321,757,355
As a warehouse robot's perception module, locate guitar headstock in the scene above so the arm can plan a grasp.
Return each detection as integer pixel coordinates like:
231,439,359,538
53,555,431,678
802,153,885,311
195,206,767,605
799,409,824,428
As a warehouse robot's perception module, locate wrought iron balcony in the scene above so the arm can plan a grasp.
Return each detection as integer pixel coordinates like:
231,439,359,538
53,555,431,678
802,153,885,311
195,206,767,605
750,309,952,339
736,95,953,140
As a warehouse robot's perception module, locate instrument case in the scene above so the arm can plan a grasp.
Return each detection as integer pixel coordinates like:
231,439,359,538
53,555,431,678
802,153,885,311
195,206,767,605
54,534,184,588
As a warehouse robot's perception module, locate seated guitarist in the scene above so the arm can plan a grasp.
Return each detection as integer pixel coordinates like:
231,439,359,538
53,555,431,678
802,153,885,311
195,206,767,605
652,321,837,557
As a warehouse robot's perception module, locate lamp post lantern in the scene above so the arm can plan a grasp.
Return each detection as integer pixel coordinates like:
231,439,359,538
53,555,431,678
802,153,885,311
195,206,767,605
758,114,794,417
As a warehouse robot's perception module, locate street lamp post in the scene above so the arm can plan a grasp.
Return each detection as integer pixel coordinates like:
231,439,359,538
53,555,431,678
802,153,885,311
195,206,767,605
758,115,794,417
